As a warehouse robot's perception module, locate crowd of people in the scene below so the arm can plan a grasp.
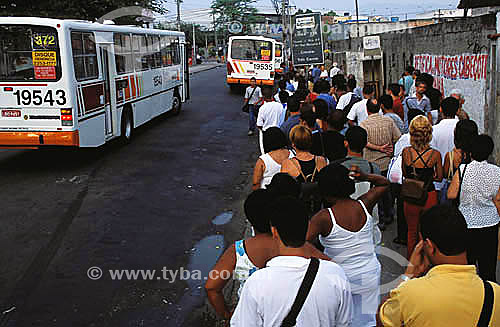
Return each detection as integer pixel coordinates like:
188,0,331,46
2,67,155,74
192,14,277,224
206,64,500,326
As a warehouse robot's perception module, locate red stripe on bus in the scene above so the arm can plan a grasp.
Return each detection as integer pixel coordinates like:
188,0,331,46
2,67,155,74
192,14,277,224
130,75,137,98
232,62,240,73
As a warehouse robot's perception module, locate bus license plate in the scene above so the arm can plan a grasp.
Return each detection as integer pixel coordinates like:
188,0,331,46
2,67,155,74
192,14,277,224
2,110,21,118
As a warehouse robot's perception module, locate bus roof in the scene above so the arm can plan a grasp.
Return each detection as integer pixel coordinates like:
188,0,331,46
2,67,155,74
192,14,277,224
228,35,275,42
0,16,185,40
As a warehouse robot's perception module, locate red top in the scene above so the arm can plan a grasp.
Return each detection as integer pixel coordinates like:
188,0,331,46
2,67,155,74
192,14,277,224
393,97,404,121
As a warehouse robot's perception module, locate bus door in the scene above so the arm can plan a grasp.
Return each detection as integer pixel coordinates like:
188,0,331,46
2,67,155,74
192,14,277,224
99,45,114,137
95,32,117,138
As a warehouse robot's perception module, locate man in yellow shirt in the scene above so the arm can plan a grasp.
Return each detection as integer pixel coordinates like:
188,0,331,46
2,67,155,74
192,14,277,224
378,205,500,327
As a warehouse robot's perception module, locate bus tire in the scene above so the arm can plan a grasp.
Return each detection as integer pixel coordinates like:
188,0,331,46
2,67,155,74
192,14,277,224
171,90,182,116
121,107,133,143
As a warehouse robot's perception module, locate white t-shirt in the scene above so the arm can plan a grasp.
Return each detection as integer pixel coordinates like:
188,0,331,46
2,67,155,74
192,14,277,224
336,92,354,110
245,86,262,105
346,99,382,124
230,256,353,327
257,101,286,131
430,118,458,163
330,67,341,77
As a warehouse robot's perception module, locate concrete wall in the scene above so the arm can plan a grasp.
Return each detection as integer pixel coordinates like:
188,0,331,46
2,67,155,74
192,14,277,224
328,14,497,136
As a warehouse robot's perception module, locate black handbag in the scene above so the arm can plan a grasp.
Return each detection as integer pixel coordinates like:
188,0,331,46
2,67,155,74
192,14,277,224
401,149,433,206
242,87,257,113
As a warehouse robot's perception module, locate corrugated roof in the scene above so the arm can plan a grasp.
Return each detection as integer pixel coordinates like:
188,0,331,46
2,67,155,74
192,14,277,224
458,0,500,9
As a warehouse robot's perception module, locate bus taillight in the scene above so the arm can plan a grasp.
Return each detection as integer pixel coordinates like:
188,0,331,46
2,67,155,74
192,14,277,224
60,108,73,126
226,61,234,75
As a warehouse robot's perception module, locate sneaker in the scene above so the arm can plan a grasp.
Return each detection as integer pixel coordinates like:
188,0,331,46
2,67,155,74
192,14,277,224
248,130,254,136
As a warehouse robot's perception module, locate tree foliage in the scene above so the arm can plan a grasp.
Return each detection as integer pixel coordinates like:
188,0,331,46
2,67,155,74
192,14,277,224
211,0,258,30
0,0,168,23
325,10,337,16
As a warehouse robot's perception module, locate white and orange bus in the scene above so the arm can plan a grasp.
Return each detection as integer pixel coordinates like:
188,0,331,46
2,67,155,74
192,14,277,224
274,41,284,75
226,35,275,90
0,17,188,148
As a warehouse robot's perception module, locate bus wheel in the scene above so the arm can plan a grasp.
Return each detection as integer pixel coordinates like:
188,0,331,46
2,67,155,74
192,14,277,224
121,107,133,143
171,91,182,116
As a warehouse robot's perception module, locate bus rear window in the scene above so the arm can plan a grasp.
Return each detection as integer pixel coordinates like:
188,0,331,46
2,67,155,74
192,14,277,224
231,39,273,61
0,25,62,82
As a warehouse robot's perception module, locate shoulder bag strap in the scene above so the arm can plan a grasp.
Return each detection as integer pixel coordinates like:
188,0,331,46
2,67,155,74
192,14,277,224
458,164,468,200
311,156,319,182
369,162,374,174
281,258,320,327
477,280,495,327
291,158,308,181
248,87,257,102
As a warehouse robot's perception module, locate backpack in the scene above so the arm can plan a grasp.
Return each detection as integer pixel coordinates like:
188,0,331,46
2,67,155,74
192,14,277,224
342,93,362,119
291,157,322,217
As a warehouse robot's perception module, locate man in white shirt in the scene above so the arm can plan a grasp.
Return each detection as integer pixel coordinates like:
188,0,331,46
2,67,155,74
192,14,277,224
231,196,353,327
257,87,287,154
430,97,459,163
244,77,263,136
347,85,379,126
330,62,341,78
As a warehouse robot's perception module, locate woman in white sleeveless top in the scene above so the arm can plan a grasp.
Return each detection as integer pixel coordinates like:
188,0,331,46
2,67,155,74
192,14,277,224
307,164,390,327
252,127,293,190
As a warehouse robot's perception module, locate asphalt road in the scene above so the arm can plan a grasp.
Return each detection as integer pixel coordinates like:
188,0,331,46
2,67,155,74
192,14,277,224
0,66,260,327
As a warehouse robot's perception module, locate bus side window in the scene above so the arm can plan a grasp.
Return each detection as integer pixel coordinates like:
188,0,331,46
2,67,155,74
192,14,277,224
141,35,150,70
71,31,98,81
132,34,142,72
153,36,161,68
160,36,170,67
171,37,180,65
114,33,133,74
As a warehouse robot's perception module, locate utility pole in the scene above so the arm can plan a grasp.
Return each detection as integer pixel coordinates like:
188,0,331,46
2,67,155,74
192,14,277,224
213,14,218,57
176,0,181,31
193,23,196,65
355,0,360,38
282,0,288,62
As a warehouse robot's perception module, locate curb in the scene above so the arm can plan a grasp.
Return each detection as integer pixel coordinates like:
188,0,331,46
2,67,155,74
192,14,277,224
190,64,223,75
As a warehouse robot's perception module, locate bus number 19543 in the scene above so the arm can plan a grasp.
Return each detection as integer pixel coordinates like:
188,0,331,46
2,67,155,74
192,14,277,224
13,89,67,106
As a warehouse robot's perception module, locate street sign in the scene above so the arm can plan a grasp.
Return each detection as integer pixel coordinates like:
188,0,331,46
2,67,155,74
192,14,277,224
292,12,324,66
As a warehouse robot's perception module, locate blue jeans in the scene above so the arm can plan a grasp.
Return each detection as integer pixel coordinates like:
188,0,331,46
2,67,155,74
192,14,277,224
248,104,258,132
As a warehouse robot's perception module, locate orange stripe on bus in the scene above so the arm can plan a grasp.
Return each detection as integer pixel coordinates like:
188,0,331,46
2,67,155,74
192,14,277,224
130,75,137,98
124,76,131,100
0,131,79,147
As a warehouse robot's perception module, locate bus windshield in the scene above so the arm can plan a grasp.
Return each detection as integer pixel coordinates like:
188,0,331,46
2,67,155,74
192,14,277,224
231,39,273,61
276,44,282,58
0,25,62,82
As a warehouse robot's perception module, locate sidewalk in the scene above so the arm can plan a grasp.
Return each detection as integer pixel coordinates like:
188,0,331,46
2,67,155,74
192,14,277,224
190,62,224,75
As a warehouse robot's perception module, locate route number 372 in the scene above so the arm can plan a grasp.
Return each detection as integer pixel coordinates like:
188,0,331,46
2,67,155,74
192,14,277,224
13,90,67,106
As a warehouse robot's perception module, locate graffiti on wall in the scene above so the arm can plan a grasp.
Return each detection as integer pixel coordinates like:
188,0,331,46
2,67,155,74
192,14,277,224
414,53,489,132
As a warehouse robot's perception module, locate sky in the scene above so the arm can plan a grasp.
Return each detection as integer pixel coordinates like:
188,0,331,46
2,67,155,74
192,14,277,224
160,0,462,24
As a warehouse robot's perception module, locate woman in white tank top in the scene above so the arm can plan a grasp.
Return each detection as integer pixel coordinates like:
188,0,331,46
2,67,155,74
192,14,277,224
307,164,390,327
252,127,294,190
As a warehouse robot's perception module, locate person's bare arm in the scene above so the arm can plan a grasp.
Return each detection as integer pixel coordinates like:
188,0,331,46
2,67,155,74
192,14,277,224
304,242,331,261
494,186,500,216
433,151,443,182
366,142,393,155
352,166,390,213
205,245,236,319
443,152,451,179
306,210,332,242
447,169,460,200
251,159,265,191
317,156,328,171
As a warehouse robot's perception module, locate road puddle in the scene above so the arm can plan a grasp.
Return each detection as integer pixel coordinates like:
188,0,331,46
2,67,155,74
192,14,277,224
211,211,233,225
167,235,225,326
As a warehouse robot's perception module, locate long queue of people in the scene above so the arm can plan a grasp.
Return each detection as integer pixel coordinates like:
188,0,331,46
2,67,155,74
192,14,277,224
205,67,500,326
